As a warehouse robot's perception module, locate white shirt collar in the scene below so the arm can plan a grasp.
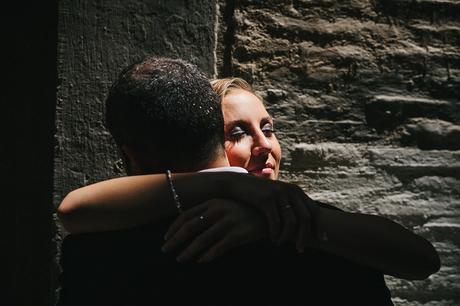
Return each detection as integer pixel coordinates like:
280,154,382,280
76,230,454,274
198,166,248,174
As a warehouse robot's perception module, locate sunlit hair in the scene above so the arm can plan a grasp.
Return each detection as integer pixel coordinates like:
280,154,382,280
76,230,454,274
210,77,261,100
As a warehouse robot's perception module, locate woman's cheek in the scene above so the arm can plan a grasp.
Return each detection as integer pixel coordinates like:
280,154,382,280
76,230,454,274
225,140,250,169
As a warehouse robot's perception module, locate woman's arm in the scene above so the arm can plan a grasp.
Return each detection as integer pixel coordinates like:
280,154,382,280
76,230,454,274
163,191,440,280
58,172,239,234
58,173,176,233
57,172,303,237
58,172,440,280
311,206,440,280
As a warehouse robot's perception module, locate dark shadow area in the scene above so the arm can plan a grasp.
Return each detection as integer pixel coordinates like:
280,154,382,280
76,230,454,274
2,2,58,305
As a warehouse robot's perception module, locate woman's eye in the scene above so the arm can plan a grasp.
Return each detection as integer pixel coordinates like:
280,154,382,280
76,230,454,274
262,123,275,136
229,126,246,138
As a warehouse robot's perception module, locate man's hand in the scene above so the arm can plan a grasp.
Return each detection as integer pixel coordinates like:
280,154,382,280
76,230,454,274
162,199,266,263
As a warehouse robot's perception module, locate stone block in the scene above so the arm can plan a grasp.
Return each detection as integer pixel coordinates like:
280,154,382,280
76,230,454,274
291,142,364,169
401,119,460,150
368,147,460,181
230,1,460,303
365,95,457,131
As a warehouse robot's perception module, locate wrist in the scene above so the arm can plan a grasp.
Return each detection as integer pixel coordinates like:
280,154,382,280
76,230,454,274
166,170,183,214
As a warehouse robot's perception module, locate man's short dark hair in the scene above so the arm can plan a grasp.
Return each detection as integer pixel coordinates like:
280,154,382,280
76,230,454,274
105,56,224,173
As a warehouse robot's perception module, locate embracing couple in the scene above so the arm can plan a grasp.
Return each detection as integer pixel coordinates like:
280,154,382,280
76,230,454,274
57,57,439,306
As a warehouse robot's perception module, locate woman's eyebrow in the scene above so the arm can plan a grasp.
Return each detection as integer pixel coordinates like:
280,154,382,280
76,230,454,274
225,119,247,127
261,116,273,123
225,117,273,127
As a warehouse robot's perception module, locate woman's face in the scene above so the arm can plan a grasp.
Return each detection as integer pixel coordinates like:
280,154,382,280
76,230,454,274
221,89,281,180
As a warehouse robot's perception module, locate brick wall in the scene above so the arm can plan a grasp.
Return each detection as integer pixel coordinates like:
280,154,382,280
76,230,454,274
216,0,460,304
55,0,459,304
54,0,217,301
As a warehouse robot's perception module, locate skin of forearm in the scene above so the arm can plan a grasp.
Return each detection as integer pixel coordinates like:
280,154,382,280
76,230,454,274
58,175,172,233
310,207,441,280
57,172,226,234
57,171,440,281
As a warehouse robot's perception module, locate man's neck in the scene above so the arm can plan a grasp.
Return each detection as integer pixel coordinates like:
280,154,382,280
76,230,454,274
202,156,230,169
126,150,231,175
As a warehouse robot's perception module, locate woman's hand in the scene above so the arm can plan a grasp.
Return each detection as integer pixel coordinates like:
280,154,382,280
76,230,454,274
219,173,318,252
161,199,266,263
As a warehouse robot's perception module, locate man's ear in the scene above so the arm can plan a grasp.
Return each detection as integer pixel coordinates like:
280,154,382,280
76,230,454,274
119,145,138,175
120,145,157,175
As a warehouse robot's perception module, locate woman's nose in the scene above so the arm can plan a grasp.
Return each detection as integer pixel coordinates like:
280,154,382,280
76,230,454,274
252,132,272,156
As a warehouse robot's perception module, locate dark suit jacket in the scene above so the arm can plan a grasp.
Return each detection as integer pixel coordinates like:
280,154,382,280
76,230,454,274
58,203,393,306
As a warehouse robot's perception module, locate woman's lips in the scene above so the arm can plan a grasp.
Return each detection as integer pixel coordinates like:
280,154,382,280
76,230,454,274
261,168,273,175
248,162,274,175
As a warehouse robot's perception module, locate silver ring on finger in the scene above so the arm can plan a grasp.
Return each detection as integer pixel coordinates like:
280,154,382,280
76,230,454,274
280,204,292,210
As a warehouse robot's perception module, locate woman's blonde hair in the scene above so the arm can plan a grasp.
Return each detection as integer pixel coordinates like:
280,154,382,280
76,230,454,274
210,77,258,99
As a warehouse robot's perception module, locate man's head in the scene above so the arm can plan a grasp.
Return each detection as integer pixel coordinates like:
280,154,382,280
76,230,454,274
105,57,225,174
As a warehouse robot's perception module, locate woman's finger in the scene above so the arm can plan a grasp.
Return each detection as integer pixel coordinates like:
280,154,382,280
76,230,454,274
164,202,208,240
162,213,212,253
196,234,239,264
176,220,229,262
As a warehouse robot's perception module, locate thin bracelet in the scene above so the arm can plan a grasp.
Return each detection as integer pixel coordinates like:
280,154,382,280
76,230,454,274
166,170,183,213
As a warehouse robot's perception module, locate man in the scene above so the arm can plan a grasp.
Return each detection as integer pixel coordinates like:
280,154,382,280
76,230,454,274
58,57,393,305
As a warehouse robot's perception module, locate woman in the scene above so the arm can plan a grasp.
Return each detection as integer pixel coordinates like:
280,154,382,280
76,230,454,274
58,77,439,281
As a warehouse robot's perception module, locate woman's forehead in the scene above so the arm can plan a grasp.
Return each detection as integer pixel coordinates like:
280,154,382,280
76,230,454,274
222,90,268,115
